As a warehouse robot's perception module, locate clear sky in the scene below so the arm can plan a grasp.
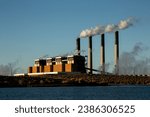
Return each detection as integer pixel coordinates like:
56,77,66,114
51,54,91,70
0,0,150,73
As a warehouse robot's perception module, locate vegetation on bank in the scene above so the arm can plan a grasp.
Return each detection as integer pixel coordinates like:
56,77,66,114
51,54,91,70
0,74,150,87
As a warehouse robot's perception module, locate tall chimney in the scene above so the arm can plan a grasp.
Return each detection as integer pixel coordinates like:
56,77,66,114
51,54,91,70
100,34,105,74
76,38,80,55
114,31,119,74
88,36,93,74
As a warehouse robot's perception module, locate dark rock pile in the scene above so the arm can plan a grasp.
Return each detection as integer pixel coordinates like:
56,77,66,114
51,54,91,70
0,74,150,87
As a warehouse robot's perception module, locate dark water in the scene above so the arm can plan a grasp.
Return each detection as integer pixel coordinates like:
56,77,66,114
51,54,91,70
0,86,150,100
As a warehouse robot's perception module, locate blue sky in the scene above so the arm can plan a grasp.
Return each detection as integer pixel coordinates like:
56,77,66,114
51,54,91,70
0,0,150,72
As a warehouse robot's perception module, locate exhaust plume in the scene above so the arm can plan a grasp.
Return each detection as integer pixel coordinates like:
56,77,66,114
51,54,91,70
117,43,150,75
79,17,136,38
118,17,135,30
0,60,20,76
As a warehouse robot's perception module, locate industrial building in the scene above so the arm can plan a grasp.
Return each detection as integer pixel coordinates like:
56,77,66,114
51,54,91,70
27,30,120,75
28,55,86,74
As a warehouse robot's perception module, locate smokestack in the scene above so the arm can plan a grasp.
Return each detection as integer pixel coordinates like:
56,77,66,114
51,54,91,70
100,34,105,74
76,38,80,55
114,31,119,74
88,36,93,74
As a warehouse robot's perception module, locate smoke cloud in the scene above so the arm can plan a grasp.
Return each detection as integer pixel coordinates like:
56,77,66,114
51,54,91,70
0,60,20,76
79,17,136,38
118,43,150,75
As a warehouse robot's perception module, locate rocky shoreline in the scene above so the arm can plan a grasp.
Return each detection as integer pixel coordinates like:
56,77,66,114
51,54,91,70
0,74,150,87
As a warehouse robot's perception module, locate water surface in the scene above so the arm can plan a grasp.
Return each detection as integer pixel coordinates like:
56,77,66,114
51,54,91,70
0,86,150,100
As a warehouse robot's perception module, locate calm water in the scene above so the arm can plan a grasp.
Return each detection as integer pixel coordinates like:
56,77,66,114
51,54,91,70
0,86,150,100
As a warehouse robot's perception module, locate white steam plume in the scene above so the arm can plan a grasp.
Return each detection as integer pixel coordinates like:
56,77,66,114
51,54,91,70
117,43,150,75
79,26,105,38
79,17,136,38
118,17,135,30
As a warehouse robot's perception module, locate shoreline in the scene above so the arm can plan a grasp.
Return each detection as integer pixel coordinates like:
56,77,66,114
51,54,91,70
0,74,150,87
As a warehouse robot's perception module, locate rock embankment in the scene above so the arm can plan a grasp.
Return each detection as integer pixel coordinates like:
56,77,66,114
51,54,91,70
0,74,150,87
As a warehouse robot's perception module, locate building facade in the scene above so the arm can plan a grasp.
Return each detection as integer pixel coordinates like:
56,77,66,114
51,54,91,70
28,55,86,73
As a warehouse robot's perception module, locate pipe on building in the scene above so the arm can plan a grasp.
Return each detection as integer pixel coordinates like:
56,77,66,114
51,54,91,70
76,38,80,55
88,36,93,74
100,34,105,74
114,31,119,74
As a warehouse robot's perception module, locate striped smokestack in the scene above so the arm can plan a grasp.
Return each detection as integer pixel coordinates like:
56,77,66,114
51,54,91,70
114,31,119,74
76,38,80,55
88,36,93,74
100,34,105,74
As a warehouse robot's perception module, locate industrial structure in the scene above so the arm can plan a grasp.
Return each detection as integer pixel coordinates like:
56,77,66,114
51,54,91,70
28,55,86,74
100,33,105,74
26,31,120,75
80,31,120,74
88,36,93,74
114,31,119,74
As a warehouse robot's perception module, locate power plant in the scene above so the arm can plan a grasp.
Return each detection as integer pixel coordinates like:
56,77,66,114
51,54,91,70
3,17,150,87
25,30,120,75
15,17,138,76
8,19,150,87
12,17,138,76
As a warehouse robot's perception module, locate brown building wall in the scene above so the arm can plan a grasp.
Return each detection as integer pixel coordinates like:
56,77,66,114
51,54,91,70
53,64,65,72
32,66,40,73
65,64,73,72
65,64,78,72
44,65,53,72
28,67,32,73
28,56,86,73
39,66,44,72
65,63,85,72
